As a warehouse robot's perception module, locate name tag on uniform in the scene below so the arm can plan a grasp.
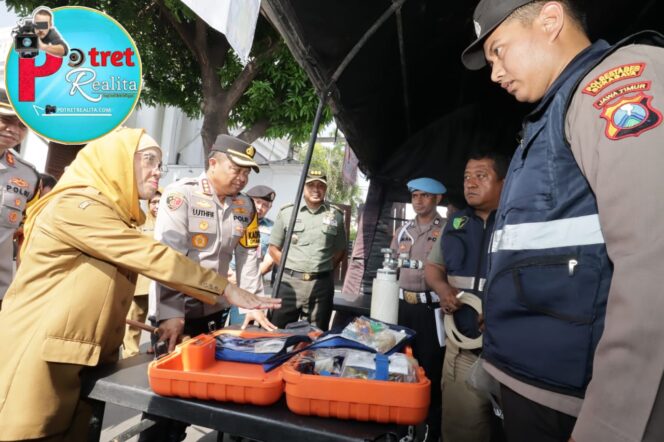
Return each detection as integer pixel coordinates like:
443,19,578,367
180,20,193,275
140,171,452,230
323,214,338,227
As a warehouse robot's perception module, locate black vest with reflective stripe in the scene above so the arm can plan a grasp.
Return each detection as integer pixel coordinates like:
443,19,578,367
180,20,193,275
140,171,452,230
442,207,495,339
483,40,614,397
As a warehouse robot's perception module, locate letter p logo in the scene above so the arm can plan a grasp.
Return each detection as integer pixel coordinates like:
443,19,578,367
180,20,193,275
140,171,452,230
18,54,63,102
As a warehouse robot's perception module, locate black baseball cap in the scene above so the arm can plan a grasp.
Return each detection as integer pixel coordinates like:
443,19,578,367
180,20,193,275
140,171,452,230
210,134,260,173
246,185,276,202
461,0,535,70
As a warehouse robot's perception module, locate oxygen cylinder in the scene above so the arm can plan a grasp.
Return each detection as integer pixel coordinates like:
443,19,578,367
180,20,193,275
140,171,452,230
370,268,400,324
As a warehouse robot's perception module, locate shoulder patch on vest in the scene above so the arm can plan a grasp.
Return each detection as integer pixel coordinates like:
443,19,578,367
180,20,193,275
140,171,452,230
600,92,662,140
452,216,469,230
582,62,645,96
593,81,651,110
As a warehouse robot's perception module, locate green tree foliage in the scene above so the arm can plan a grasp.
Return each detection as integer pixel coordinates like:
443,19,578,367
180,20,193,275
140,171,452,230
7,0,332,150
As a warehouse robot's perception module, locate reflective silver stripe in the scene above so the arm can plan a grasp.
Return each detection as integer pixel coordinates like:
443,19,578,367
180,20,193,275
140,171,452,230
491,214,605,253
448,275,487,292
448,275,475,290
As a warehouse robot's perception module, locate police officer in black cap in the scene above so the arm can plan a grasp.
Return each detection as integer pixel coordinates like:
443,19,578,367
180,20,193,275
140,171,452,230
229,184,277,325
462,1,664,441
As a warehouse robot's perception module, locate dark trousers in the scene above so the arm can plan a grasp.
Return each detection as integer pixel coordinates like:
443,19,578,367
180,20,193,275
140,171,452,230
139,310,229,442
270,272,334,331
500,384,577,442
398,300,445,442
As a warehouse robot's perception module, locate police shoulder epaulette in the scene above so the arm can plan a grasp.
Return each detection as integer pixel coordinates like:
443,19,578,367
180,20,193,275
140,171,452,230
280,203,294,211
234,192,256,211
171,177,196,187
11,151,39,179
329,204,343,213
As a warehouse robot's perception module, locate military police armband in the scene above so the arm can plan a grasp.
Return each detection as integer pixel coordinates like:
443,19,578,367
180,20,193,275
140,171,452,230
239,212,260,248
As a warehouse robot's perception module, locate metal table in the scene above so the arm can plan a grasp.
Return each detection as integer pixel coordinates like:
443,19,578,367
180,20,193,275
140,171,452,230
80,353,401,442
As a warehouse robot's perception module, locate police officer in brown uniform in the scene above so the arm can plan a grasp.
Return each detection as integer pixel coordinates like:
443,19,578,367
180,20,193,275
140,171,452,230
155,135,276,350
269,170,346,331
391,177,447,442
462,1,664,441
0,89,39,309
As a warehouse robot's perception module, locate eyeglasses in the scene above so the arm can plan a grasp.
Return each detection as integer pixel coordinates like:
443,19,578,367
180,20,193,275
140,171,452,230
140,152,168,173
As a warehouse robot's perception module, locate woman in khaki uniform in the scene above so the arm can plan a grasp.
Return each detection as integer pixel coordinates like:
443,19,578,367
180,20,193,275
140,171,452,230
0,128,280,441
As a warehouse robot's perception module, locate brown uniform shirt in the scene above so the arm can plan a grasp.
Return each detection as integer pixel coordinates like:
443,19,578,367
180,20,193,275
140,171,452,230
487,43,664,442
390,213,445,292
154,174,261,320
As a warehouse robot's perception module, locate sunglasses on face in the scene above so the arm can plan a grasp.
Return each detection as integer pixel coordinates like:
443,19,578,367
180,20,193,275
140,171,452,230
34,21,49,30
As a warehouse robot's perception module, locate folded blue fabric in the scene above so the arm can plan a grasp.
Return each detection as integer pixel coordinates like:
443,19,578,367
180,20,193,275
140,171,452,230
215,334,312,371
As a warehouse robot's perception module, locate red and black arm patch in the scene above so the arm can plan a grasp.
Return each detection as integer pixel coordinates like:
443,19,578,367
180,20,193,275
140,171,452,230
584,62,662,141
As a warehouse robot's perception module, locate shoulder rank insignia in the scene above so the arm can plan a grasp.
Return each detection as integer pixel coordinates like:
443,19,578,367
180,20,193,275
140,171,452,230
201,178,213,196
600,93,662,140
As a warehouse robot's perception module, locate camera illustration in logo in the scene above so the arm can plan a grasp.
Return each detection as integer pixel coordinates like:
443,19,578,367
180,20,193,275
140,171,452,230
44,105,56,114
11,7,69,60
12,19,45,59
67,48,85,67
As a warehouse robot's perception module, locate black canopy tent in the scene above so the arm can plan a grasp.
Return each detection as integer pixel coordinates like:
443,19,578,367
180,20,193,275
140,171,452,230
262,0,664,297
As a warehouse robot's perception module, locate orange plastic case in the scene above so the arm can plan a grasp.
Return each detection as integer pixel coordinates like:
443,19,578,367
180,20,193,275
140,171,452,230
281,352,431,425
148,330,285,406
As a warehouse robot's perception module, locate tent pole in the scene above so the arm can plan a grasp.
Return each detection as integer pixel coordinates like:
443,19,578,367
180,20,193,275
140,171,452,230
272,93,329,303
394,3,411,135
329,0,407,85
271,0,408,322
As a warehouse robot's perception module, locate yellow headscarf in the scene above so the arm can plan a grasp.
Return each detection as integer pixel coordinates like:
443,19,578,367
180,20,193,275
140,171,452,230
22,127,160,250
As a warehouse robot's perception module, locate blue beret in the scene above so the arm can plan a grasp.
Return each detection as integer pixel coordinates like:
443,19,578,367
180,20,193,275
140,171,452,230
407,177,447,195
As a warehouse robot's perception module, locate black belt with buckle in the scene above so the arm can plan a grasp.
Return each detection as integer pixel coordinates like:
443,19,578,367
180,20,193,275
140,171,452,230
401,290,439,305
283,268,331,281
